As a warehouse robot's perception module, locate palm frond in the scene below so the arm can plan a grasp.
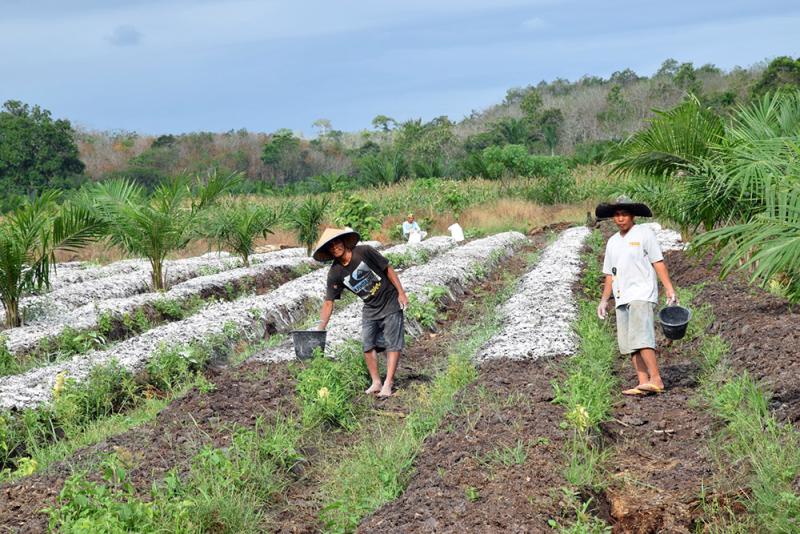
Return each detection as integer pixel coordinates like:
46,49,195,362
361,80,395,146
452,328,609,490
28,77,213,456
610,95,725,177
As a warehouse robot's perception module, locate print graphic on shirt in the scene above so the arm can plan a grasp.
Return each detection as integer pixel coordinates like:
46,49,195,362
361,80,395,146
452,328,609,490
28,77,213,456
343,261,383,300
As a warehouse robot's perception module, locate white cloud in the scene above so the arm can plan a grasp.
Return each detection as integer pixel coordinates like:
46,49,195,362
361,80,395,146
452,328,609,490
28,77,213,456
106,24,142,46
522,17,546,29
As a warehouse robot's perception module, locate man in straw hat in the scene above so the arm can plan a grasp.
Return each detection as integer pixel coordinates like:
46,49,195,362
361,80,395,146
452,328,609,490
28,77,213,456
313,228,409,397
595,196,678,395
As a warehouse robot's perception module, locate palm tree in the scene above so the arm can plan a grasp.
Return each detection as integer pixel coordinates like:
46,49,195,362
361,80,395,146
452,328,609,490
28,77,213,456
89,172,239,290
0,192,104,327
203,200,285,266
610,95,725,178
694,185,800,297
289,196,329,256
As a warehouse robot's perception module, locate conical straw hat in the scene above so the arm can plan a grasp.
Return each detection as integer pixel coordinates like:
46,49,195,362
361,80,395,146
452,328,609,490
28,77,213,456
312,228,360,262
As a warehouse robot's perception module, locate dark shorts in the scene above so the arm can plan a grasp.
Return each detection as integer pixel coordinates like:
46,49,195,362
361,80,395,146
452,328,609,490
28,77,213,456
362,310,405,353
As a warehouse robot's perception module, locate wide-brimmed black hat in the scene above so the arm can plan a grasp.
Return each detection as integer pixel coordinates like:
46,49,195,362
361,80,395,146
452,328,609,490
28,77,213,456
595,195,653,219
312,228,361,262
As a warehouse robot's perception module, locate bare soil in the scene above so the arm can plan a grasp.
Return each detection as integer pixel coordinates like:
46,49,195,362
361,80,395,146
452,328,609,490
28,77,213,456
359,358,570,533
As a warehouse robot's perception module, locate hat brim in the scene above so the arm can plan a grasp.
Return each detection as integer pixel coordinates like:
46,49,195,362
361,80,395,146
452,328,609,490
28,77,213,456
595,202,653,219
312,230,360,262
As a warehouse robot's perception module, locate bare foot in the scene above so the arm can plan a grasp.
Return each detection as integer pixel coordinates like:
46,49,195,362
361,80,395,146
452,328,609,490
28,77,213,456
365,382,382,395
377,382,394,398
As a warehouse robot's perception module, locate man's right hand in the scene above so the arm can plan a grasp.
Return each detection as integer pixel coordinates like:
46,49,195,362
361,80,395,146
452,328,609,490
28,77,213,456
597,299,609,320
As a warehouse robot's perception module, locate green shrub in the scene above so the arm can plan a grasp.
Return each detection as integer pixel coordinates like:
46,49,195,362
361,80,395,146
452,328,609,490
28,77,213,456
53,362,139,433
294,345,367,430
523,171,577,205
152,297,186,321
146,343,210,392
121,309,150,334
334,194,382,240
0,337,19,376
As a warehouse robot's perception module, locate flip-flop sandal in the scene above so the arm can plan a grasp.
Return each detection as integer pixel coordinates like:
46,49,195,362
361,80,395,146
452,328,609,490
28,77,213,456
622,387,648,396
637,383,665,393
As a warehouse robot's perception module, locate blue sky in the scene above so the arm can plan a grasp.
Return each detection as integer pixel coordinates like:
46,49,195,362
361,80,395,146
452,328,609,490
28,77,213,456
2,0,798,136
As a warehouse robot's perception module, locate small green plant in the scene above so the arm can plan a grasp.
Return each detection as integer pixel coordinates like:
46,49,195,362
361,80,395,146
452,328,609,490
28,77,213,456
404,293,439,329
53,362,139,434
481,439,528,467
146,343,210,392
152,297,185,321
548,488,612,533
96,311,114,337
121,309,150,334
0,337,20,376
294,344,367,430
465,486,480,502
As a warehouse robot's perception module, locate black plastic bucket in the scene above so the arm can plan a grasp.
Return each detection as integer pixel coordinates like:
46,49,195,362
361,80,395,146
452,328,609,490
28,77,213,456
657,305,692,340
291,330,327,360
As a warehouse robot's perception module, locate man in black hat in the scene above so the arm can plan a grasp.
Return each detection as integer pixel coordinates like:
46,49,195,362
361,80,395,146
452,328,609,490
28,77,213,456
595,196,677,395
313,228,409,397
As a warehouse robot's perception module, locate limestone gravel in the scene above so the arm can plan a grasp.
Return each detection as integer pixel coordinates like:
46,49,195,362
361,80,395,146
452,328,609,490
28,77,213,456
3,248,313,356
0,238,452,410
476,227,590,363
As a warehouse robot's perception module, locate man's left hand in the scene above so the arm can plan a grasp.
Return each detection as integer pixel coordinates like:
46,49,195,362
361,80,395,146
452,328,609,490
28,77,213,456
398,292,409,310
666,290,678,306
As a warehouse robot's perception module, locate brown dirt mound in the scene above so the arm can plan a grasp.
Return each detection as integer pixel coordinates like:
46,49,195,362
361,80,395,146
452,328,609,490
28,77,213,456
359,358,570,533
666,251,800,423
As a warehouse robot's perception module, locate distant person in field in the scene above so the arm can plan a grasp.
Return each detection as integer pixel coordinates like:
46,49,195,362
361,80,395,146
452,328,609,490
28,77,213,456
402,213,427,242
595,196,677,395
314,228,409,397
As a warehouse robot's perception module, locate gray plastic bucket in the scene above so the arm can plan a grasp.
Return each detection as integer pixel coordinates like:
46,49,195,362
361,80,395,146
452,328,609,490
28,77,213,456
657,305,692,340
291,330,327,360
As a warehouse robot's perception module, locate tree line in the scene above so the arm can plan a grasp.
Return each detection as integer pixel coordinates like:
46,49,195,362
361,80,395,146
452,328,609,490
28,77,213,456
2,56,798,208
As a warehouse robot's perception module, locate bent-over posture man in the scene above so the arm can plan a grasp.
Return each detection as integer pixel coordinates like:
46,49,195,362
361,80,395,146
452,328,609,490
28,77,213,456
595,196,677,395
313,228,409,397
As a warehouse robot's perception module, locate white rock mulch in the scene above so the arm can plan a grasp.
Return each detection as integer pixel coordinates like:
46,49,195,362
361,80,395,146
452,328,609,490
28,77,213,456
2,250,316,357
476,223,685,363
0,238,449,411
640,222,684,251
252,231,526,364
476,227,590,363
17,250,293,324
49,258,154,290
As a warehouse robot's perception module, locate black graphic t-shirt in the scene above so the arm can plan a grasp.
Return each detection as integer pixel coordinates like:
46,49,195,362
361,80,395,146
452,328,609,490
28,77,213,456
326,245,400,321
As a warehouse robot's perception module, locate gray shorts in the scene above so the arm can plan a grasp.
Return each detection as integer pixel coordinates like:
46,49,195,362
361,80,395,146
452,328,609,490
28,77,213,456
362,310,405,353
615,301,656,355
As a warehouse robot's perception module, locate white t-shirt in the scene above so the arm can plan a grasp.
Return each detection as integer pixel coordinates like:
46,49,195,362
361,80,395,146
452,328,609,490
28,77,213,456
602,224,664,307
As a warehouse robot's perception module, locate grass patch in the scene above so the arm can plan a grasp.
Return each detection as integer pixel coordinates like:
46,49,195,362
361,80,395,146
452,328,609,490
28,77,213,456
45,415,303,533
696,338,800,532
551,228,615,529
0,322,242,477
